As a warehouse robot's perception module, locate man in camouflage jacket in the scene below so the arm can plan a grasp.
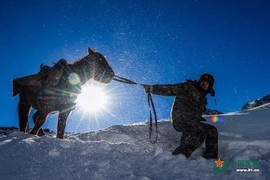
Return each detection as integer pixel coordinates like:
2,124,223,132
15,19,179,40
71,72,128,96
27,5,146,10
144,73,218,159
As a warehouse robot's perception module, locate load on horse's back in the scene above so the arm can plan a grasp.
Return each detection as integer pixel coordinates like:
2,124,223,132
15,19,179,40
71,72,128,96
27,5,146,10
13,48,115,139
13,59,69,97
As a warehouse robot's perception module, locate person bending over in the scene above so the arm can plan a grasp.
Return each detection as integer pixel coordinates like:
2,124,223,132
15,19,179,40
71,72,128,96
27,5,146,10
144,73,218,159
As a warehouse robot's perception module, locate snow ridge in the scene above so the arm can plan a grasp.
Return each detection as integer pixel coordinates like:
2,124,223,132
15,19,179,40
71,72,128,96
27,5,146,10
0,108,270,179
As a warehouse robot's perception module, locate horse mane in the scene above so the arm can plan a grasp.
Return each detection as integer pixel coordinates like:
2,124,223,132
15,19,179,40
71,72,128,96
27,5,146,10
71,51,107,67
72,55,88,66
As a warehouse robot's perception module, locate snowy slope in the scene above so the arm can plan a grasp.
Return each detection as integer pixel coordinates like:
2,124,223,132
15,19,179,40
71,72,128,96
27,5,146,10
0,107,270,180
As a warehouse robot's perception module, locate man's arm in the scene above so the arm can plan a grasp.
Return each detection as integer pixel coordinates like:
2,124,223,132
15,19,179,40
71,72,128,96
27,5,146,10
144,82,189,96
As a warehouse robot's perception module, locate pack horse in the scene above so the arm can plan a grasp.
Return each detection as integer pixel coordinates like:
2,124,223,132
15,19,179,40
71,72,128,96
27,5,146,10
12,48,114,139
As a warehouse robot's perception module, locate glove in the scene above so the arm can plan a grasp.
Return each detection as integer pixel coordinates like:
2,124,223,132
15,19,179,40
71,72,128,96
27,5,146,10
143,85,152,94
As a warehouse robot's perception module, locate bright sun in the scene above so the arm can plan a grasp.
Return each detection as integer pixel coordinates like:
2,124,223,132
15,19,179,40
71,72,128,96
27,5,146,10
76,83,109,113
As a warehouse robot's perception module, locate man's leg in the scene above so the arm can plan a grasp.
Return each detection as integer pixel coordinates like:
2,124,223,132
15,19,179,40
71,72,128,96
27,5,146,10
200,123,218,159
172,118,206,158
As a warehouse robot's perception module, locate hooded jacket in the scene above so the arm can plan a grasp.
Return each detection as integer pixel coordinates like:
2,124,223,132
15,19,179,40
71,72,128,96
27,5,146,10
151,80,207,122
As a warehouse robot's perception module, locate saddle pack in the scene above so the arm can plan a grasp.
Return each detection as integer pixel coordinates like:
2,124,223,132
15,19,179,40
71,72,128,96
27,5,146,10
13,59,69,96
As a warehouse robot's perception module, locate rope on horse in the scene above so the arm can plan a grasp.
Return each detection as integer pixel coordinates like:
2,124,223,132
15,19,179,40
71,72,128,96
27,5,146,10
113,75,137,84
113,75,158,143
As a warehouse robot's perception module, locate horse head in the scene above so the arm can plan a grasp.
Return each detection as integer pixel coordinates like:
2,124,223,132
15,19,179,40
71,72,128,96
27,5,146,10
83,48,114,83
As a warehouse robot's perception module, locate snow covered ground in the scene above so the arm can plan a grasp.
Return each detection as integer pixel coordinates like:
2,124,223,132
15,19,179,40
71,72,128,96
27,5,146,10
0,106,269,180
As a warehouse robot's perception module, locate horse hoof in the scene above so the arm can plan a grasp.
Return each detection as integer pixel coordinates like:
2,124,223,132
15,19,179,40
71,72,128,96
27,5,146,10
37,131,45,136
56,135,64,139
29,130,37,136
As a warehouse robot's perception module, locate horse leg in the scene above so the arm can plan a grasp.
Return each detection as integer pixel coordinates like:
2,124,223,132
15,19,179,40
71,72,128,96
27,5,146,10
56,111,71,139
32,111,45,136
18,94,31,132
30,112,48,136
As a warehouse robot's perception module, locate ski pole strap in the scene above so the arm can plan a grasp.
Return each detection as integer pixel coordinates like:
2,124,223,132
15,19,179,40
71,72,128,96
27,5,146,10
148,93,158,143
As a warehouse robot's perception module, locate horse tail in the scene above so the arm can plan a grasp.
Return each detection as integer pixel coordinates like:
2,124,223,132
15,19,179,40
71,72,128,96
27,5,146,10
12,79,22,97
18,93,31,132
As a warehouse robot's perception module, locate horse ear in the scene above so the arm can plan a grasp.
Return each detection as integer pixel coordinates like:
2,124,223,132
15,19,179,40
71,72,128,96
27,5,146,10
88,48,95,55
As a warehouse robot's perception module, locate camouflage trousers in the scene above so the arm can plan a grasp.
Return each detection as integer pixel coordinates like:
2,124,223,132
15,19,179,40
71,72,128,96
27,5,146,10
172,115,218,158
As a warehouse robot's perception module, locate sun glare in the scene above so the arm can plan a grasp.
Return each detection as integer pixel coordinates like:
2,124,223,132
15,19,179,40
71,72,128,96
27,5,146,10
76,83,109,113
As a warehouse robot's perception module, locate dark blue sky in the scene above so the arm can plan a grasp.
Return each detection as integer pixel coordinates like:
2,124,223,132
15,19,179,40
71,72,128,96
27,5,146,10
1,0,270,132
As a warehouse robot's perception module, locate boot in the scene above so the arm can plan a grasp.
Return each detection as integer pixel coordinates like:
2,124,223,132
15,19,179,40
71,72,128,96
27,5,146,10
202,152,218,159
172,145,192,158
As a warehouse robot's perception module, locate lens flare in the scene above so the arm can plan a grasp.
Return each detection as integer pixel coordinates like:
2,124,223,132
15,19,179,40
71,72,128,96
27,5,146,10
211,115,223,123
68,73,81,85
76,83,109,113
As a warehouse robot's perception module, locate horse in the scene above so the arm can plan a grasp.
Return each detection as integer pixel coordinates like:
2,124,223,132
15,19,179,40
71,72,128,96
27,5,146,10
12,48,115,139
